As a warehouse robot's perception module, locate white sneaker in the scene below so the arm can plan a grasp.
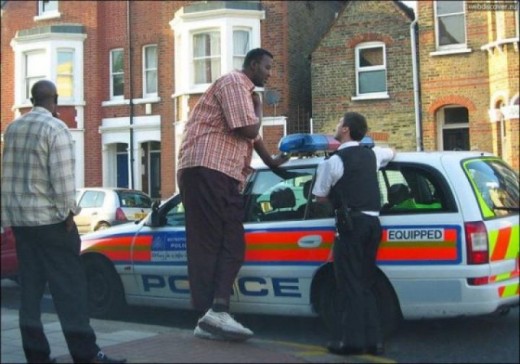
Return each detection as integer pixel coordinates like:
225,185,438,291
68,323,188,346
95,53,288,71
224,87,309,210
198,309,253,340
193,325,224,341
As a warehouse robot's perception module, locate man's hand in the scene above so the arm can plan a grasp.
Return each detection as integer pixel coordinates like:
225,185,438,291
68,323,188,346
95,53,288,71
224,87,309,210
269,152,291,168
252,92,262,119
65,212,75,232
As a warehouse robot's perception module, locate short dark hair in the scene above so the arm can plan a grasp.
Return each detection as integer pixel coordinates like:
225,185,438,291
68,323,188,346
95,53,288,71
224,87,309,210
243,48,273,69
342,112,368,141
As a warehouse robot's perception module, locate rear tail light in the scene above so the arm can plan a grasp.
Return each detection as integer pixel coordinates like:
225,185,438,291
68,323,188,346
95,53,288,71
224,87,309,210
465,221,489,286
115,207,127,222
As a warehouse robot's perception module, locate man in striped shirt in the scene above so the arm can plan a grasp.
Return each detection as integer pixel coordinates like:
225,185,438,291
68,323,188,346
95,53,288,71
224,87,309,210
1,80,125,363
177,48,288,341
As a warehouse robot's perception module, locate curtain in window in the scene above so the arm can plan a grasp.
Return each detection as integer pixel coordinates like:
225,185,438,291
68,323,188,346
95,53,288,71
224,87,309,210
193,32,221,84
233,30,250,70
145,46,157,94
25,51,46,99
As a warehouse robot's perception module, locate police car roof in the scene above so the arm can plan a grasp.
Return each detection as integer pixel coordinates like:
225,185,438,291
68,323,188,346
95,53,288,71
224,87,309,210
251,150,494,170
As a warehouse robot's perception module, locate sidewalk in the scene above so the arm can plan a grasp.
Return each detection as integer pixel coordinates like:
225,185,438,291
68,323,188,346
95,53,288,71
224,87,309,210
1,305,394,363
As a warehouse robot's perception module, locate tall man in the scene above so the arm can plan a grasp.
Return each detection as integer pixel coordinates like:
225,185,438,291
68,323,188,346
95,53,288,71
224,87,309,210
312,112,395,355
177,48,288,341
1,80,126,363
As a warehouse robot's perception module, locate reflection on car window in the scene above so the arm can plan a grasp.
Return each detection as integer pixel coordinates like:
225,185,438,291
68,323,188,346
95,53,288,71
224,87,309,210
464,158,519,218
78,191,105,208
163,201,186,227
380,165,448,214
119,191,152,208
245,167,333,222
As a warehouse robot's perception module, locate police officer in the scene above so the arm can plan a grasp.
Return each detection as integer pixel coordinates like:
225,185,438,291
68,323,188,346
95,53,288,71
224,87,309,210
312,111,395,355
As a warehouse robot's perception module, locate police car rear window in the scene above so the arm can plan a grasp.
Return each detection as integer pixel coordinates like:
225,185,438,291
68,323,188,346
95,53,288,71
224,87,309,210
463,158,519,218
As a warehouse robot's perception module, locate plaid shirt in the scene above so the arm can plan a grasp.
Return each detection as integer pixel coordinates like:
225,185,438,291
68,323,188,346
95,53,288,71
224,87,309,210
1,107,79,227
177,70,260,185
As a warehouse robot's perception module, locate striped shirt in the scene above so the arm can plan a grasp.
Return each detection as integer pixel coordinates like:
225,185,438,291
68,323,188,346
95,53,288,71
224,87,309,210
177,70,260,185
1,106,80,227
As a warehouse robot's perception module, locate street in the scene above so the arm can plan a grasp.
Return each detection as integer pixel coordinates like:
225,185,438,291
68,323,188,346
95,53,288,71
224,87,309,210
2,278,518,363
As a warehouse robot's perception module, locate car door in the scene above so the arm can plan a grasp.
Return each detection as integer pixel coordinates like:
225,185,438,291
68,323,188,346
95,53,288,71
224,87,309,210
377,162,466,314
127,195,192,309
236,165,335,315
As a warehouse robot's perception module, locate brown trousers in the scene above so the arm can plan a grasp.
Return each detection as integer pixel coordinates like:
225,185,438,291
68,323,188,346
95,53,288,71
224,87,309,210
178,167,246,312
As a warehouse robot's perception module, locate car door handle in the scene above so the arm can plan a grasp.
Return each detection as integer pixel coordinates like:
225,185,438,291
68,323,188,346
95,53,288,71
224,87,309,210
91,212,98,216
297,235,322,248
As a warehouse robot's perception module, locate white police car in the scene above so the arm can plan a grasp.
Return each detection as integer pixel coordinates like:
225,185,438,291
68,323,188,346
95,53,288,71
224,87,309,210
80,134,519,336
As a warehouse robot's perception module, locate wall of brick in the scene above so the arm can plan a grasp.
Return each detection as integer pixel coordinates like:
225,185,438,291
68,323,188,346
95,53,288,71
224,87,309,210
417,1,519,170
311,1,416,151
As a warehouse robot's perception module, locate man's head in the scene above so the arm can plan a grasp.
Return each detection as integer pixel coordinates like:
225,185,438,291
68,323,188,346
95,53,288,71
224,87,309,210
31,80,58,115
242,48,273,87
334,111,368,142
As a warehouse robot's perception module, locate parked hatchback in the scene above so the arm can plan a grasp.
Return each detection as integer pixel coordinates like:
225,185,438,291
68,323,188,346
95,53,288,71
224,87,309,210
75,188,152,234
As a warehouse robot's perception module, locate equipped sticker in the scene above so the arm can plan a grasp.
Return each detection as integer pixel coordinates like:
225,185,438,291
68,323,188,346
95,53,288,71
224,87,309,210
387,228,444,241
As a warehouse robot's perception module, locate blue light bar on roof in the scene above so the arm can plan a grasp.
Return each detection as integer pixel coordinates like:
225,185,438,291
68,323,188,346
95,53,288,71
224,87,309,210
278,133,375,154
278,134,340,154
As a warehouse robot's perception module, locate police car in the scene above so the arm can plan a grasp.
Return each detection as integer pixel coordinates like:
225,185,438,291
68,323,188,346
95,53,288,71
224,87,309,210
80,134,519,336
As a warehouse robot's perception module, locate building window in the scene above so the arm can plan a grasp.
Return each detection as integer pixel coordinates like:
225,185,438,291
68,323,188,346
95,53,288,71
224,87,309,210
233,29,250,70
193,31,221,85
25,51,47,101
38,0,58,16
143,45,158,97
355,42,387,97
438,106,470,151
435,0,466,49
110,49,124,99
57,50,74,100
172,4,263,94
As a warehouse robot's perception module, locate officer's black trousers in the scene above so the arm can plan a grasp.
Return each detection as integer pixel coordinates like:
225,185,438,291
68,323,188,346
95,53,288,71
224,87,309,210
333,213,383,349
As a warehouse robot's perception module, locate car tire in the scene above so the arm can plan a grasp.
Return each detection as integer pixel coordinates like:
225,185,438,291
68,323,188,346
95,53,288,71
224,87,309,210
82,255,126,319
317,268,402,338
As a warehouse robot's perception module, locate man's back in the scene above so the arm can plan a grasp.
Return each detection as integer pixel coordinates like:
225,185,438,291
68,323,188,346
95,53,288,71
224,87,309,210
1,107,76,227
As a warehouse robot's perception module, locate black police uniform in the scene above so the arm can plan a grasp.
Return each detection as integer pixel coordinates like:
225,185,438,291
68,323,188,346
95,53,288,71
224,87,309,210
327,145,384,354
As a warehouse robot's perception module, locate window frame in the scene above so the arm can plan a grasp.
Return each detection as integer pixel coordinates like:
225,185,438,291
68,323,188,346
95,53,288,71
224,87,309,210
35,0,60,20
192,30,222,86
354,41,389,100
436,105,470,151
110,48,125,100
142,44,158,98
11,33,85,108
171,6,264,95
434,0,467,51
56,48,75,102
24,50,47,102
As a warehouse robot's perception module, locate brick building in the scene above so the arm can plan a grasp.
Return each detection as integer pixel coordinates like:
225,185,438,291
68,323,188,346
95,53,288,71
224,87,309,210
311,1,416,149
417,0,519,170
0,0,344,199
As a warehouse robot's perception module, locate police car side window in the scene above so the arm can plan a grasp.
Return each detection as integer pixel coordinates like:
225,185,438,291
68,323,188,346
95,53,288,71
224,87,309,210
380,164,454,214
244,167,317,222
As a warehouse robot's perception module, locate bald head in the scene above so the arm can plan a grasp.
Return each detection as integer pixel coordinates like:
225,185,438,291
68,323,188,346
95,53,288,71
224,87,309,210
31,80,58,110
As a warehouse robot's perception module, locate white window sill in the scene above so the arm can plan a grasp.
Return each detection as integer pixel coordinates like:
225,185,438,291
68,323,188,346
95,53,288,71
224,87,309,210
429,48,472,56
133,96,161,104
351,93,390,101
34,12,61,21
101,99,130,107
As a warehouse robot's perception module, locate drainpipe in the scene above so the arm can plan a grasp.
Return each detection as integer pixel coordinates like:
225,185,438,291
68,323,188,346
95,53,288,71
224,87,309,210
127,0,135,188
410,16,422,151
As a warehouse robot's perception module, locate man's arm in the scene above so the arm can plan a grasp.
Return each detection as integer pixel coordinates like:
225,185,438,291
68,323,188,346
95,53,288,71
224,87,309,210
235,92,261,139
254,137,289,169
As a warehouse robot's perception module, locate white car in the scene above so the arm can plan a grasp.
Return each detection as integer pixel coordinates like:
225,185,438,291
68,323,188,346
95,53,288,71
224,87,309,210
80,135,519,337
75,187,152,234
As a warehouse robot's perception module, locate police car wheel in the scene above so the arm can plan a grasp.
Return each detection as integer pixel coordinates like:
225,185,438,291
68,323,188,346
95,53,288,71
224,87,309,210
83,255,126,318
